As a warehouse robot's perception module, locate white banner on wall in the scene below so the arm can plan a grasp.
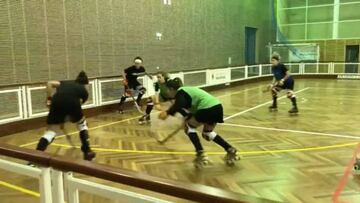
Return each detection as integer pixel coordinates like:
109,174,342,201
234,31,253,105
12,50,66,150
207,69,231,85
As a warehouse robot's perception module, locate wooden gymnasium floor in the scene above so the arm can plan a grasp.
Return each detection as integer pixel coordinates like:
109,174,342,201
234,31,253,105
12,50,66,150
1,78,360,203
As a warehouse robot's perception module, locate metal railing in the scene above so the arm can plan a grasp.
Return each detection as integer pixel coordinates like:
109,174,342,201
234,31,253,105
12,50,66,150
0,144,275,203
0,62,359,125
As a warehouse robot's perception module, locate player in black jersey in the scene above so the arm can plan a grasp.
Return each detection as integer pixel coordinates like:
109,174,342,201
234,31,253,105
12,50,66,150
34,71,95,161
269,53,298,113
118,57,152,113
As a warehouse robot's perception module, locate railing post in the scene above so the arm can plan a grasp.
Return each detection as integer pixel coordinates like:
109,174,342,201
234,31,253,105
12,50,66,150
206,69,211,86
300,63,305,75
65,172,79,203
39,167,53,203
316,62,319,74
97,79,103,106
245,65,248,79
20,85,28,119
259,64,262,76
51,168,65,203
93,79,99,107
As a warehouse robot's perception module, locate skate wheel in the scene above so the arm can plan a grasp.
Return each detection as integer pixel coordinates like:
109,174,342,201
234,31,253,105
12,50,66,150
194,163,203,169
226,160,235,167
355,164,360,170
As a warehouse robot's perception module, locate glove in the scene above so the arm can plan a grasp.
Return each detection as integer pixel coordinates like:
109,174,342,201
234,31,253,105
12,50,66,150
278,79,285,86
158,111,168,120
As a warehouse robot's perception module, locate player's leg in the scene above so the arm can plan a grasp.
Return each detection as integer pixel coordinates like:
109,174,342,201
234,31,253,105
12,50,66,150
36,125,62,151
139,95,155,124
136,85,146,105
71,104,96,161
269,85,280,111
186,117,208,168
36,98,65,151
76,118,95,161
285,79,298,113
198,105,239,166
118,87,129,114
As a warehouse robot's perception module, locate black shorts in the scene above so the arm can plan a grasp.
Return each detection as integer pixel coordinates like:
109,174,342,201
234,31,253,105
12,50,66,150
194,104,224,125
125,82,144,96
128,80,142,90
278,78,294,90
47,96,83,125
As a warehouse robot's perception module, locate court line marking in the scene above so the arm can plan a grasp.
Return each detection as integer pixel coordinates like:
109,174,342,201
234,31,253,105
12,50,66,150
51,142,358,155
221,123,360,140
309,87,360,91
224,87,310,121
216,85,262,98
19,115,144,147
19,85,264,148
0,180,39,197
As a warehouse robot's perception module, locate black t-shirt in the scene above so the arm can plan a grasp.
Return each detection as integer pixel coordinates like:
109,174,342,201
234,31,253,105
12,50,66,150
272,63,288,81
125,65,145,87
54,81,88,103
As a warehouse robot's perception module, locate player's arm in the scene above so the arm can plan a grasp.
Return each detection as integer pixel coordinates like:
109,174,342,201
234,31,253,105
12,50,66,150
271,77,277,85
144,72,153,79
166,91,191,117
46,81,60,107
122,69,128,86
280,65,290,83
80,89,89,104
46,81,60,98
132,71,153,79
153,82,161,104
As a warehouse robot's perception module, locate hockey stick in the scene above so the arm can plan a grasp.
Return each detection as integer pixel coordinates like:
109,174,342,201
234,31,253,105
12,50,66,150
130,94,144,114
157,123,183,144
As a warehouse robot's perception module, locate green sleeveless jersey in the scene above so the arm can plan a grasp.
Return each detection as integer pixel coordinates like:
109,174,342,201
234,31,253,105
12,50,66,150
179,86,220,113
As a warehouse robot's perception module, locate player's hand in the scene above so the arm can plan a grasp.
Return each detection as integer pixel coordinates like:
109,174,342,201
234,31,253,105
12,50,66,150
278,79,285,86
158,111,168,120
155,104,162,111
46,97,52,108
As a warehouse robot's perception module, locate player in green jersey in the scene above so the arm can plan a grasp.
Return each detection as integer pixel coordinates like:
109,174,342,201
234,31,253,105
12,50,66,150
159,78,239,168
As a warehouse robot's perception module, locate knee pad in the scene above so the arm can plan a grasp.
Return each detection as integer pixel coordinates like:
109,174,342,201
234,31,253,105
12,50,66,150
287,91,295,99
139,87,146,95
184,123,196,134
271,88,278,97
202,131,217,141
42,130,56,143
147,97,154,105
78,119,88,131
